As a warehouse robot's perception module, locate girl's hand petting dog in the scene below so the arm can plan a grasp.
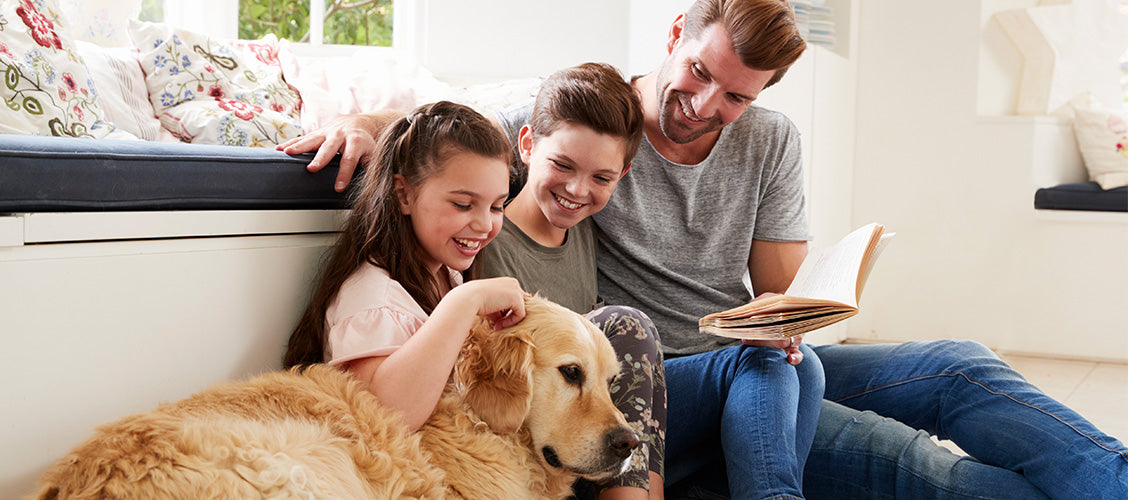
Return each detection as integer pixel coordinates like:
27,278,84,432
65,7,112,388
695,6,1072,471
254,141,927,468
453,277,528,330
740,292,805,365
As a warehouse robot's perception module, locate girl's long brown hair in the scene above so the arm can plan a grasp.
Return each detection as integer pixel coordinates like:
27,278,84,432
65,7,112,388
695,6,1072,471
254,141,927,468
284,101,510,368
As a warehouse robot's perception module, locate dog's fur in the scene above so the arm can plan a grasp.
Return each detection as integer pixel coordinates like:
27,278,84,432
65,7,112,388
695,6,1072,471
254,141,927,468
30,295,637,499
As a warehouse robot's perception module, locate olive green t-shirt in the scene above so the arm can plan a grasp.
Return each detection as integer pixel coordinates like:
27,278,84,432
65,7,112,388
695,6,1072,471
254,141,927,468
479,216,602,314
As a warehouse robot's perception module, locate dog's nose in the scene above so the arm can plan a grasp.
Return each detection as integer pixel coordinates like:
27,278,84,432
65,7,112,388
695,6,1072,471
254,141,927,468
608,428,640,459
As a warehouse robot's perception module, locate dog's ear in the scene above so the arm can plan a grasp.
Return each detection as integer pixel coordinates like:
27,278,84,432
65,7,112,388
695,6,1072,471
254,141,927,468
456,317,535,435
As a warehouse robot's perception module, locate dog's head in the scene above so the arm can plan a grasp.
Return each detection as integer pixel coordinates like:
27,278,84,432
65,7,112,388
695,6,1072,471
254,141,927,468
455,295,638,480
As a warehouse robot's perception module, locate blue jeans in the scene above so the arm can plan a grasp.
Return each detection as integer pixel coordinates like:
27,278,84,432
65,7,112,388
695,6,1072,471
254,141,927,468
665,343,825,499
808,340,1128,499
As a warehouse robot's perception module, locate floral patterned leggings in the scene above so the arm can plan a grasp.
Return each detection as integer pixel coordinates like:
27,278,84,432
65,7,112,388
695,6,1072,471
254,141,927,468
580,305,667,495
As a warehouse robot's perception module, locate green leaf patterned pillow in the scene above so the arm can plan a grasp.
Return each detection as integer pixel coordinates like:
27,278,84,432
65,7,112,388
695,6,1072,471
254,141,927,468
0,0,117,138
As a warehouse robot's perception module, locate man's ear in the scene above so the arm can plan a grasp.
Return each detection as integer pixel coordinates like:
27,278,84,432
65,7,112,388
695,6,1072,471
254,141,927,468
518,125,535,166
667,13,687,54
393,174,412,215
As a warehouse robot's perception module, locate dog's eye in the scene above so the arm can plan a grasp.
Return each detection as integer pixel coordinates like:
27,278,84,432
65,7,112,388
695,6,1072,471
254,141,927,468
558,365,584,386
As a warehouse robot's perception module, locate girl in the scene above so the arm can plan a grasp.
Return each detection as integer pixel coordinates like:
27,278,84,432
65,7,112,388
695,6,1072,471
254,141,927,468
478,63,665,500
284,100,526,431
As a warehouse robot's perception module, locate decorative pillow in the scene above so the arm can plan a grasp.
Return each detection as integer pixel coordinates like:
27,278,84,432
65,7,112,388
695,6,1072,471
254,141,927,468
128,20,302,147
57,0,139,47
1069,93,1128,190
0,0,117,138
76,40,176,141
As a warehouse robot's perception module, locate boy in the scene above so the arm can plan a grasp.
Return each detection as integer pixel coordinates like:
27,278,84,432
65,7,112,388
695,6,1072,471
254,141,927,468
478,63,665,500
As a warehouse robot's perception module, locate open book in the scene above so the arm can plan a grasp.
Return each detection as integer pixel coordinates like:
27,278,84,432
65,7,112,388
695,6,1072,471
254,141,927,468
699,223,893,340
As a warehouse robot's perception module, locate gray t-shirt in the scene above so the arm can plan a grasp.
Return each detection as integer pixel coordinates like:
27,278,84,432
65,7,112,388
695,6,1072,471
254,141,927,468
497,101,809,354
478,216,602,314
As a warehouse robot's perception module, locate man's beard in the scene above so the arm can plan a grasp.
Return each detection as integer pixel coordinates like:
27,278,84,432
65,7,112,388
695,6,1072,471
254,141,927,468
657,89,724,145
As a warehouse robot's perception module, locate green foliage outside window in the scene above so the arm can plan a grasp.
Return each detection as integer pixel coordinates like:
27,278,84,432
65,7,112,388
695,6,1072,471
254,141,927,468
139,0,163,22
238,0,393,46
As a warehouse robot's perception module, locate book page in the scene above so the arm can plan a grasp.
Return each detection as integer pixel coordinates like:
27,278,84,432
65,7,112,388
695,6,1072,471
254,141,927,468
856,232,894,301
784,223,882,308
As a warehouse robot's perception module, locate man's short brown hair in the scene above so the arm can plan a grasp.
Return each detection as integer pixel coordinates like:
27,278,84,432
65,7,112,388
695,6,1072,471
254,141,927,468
683,0,806,88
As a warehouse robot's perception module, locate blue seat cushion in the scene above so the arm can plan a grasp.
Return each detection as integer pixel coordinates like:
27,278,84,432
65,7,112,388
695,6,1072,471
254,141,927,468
1034,182,1127,212
0,134,357,212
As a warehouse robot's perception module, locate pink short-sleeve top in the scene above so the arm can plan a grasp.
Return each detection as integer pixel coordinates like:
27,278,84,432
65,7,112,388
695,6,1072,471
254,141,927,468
324,263,463,366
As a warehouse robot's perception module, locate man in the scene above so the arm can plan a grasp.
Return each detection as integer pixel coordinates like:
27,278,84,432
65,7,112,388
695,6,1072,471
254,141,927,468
280,1,1128,497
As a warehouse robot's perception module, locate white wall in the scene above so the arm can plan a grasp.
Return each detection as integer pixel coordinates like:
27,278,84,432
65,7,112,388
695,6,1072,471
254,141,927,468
0,229,337,499
408,0,688,82
626,0,690,75
846,0,1128,361
407,0,631,83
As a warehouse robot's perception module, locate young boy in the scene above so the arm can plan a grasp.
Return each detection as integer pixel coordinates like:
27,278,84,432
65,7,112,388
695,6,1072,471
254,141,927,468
476,63,662,500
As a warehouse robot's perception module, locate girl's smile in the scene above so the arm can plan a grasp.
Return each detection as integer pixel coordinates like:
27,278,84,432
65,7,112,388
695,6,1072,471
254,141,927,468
397,151,510,274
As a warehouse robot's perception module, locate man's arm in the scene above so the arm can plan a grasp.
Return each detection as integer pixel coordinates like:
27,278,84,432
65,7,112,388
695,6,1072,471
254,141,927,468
276,109,406,192
746,239,809,363
748,238,808,296
277,109,514,193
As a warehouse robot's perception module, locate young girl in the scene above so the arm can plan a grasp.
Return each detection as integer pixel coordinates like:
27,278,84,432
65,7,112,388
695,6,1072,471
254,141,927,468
478,63,665,500
284,100,526,432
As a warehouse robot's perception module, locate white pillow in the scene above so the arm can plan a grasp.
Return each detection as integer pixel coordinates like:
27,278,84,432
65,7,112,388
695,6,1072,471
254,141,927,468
1069,93,1128,190
128,20,302,147
76,40,176,142
443,78,543,115
278,41,450,131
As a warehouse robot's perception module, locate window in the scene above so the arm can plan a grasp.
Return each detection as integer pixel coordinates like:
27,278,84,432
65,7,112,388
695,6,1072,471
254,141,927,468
1121,2,1128,103
140,0,164,22
238,0,393,46
139,0,392,45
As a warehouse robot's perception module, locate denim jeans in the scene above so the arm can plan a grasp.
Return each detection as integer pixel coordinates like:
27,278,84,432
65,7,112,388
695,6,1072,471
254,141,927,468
664,343,825,499
806,400,1051,499
808,340,1128,499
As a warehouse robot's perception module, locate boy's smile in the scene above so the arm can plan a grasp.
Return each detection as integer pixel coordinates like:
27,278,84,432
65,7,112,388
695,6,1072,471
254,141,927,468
508,122,629,247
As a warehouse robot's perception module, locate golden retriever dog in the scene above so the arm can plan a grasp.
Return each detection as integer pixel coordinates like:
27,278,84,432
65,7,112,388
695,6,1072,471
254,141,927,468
30,295,638,499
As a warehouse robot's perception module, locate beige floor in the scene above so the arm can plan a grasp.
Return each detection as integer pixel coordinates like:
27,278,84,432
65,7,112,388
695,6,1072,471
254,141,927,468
999,352,1128,444
935,352,1128,454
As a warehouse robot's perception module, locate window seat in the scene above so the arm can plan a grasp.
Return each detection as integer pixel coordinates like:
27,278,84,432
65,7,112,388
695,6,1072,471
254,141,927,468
0,135,351,212
1034,182,1128,213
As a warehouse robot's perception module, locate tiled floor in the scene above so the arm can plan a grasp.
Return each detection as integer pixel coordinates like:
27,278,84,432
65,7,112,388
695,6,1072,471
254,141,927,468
998,352,1128,444
934,352,1128,454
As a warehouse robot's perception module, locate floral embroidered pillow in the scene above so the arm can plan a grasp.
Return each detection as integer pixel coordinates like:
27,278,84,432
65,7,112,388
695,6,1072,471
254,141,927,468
128,20,302,147
1070,93,1128,190
0,0,117,138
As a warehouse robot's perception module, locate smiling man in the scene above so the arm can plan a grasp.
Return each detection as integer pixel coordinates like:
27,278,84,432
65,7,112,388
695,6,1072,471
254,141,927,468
591,2,1125,499
589,3,822,497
